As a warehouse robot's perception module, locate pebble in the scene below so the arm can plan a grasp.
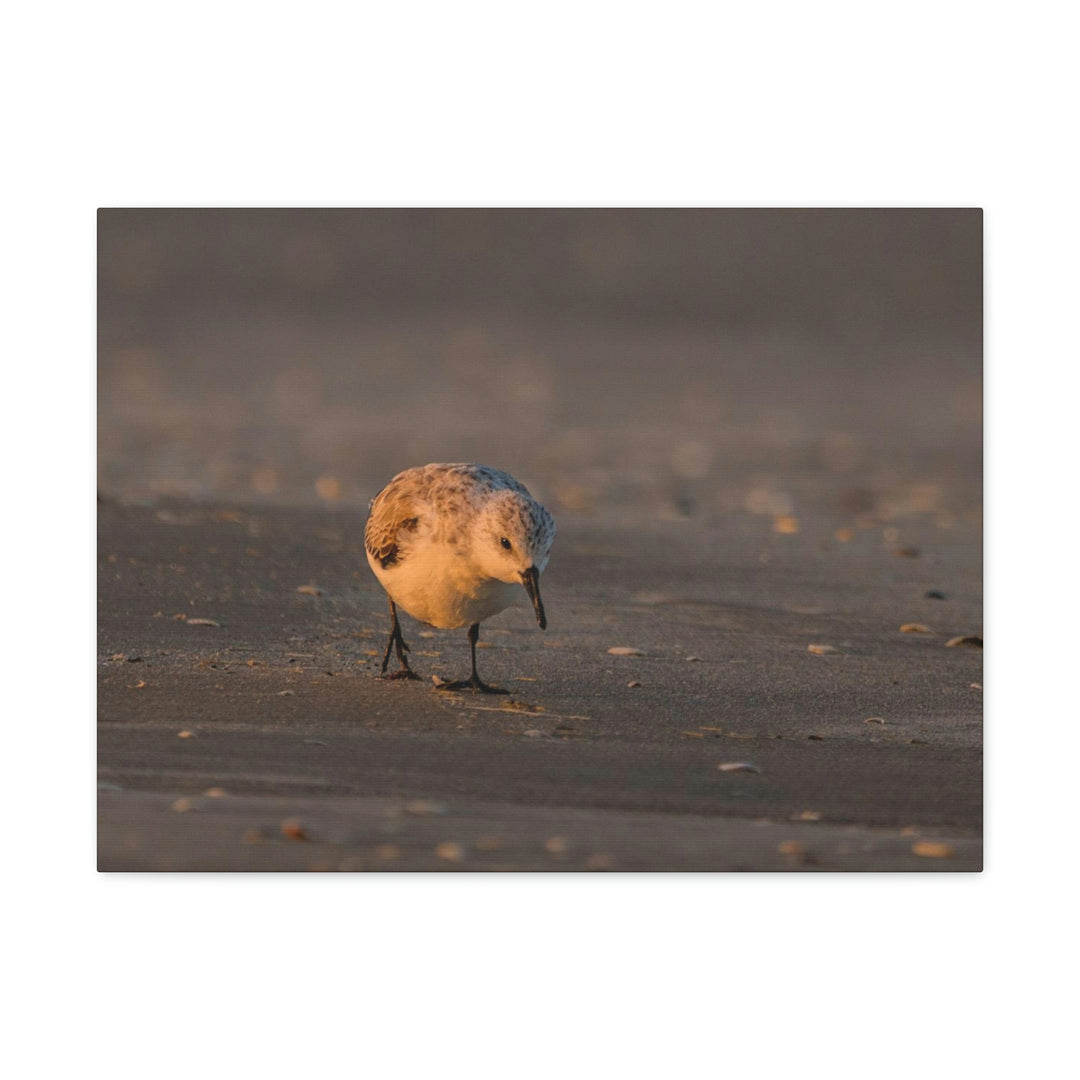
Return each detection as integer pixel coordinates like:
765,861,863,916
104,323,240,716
434,841,465,862
899,623,933,634
807,643,838,655
404,799,447,815
280,818,309,841
717,761,760,773
544,837,568,855
924,590,947,600
177,730,196,739
792,810,822,821
522,729,544,738
186,618,221,627
627,680,642,688
203,787,228,798
945,635,982,648
912,841,956,858
171,797,196,813
296,584,323,596
685,656,703,663
607,646,645,656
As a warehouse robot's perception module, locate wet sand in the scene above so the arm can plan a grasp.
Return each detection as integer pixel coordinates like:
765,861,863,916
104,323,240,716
97,495,982,871
97,209,981,871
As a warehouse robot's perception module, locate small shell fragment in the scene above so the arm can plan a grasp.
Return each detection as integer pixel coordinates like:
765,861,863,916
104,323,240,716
203,787,228,798
864,717,887,725
280,818,309,841
899,623,933,634
607,646,645,656
177,730,196,739
685,655,703,662
912,841,956,858
717,761,760,773
434,841,465,862
171,797,196,813
544,837,568,855
404,799,447,815
186,618,221,627
807,643,838,655
627,680,642,688
945,635,982,648
296,584,324,596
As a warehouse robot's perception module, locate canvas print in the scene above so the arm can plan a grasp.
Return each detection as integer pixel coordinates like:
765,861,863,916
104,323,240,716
97,208,982,871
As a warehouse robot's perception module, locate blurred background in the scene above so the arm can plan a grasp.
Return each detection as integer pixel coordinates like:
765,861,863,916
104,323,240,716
97,208,981,529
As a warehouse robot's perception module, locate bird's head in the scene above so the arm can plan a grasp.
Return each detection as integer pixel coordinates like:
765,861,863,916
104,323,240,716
472,490,555,628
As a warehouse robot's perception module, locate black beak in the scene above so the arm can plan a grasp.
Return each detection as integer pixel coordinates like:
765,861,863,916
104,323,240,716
520,566,547,630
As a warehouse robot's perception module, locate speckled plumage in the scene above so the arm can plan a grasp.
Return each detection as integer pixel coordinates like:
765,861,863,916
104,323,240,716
365,463,556,690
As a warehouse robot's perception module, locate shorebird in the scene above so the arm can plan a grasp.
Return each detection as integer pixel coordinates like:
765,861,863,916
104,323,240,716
364,463,556,692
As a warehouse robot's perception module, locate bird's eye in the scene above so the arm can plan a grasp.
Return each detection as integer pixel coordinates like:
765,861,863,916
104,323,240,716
500,537,512,550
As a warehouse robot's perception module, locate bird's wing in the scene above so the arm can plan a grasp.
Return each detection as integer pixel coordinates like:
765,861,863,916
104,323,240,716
365,482,422,569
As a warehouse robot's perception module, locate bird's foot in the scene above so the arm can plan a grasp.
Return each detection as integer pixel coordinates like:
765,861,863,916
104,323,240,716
435,675,509,694
380,668,420,681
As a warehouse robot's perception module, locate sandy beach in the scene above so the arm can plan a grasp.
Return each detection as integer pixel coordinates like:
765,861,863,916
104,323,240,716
98,493,981,871
97,209,981,871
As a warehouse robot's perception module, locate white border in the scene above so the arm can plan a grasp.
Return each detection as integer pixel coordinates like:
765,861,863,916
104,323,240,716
7,2,1075,1076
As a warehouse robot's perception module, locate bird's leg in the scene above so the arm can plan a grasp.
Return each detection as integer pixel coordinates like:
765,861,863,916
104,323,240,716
436,622,508,694
379,597,419,680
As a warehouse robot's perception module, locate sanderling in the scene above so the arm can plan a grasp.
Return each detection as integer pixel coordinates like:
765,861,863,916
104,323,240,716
364,463,556,693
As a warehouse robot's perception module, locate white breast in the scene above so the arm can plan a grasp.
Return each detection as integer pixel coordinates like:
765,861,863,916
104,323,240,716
367,543,521,629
